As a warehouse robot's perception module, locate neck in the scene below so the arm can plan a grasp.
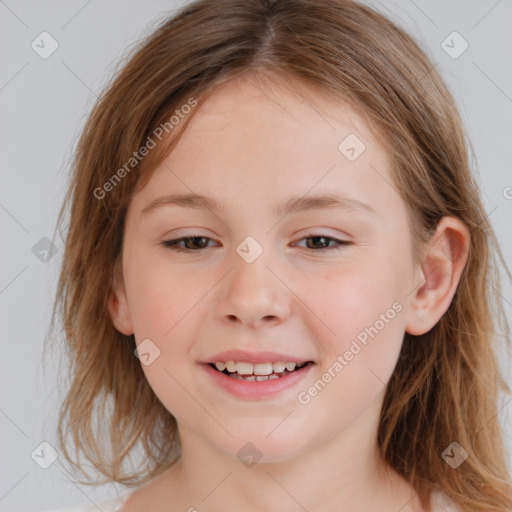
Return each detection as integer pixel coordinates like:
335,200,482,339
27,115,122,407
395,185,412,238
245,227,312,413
163,401,418,511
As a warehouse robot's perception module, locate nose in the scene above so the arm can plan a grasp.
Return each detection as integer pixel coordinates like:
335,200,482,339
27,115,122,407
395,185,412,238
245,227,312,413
216,250,291,329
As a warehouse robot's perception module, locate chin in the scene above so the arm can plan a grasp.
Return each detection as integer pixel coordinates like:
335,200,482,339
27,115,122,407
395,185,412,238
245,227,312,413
216,431,309,466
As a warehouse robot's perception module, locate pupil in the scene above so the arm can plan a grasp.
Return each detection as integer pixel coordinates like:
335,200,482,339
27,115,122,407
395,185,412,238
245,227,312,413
188,237,207,249
308,236,328,249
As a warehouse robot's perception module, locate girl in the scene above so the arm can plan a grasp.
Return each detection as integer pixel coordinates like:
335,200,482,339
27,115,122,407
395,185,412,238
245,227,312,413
47,0,512,510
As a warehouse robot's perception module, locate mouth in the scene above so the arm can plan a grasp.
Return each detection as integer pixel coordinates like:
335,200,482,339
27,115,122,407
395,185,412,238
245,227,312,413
200,350,316,399
208,360,314,381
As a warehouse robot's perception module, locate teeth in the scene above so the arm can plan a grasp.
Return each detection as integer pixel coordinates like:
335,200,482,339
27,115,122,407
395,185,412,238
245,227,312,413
253,363,273,376
225,361,237,372
212,360,308,376
254,374,281,381
236,362,254,375
272,362,286,373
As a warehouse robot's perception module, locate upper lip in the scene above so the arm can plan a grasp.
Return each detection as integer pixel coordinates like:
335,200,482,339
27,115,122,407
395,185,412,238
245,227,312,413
204,349,313,365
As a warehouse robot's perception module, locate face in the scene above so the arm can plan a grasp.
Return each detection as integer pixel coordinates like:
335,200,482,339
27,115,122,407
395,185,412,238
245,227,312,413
111,73,423,463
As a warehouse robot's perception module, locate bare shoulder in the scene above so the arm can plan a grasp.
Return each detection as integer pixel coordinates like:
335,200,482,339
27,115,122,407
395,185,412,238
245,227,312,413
120,466,178,512
430,490,460,512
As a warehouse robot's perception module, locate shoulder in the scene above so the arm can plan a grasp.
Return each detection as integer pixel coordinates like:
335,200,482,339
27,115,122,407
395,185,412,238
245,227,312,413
430,490,460,512
23,491,135,512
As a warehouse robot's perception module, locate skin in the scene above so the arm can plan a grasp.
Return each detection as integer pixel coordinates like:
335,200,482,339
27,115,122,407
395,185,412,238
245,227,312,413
109,72,470,511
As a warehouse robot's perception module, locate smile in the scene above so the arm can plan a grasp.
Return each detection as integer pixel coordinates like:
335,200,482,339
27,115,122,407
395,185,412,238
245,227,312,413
202,360,315,400
210,360,309,381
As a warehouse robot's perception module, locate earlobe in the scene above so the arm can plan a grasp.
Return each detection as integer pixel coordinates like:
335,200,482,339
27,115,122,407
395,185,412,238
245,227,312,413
108,262,134,336
405,216,470,336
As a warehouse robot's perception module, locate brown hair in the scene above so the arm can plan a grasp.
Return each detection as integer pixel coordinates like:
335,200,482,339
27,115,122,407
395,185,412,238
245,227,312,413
48,0,512,510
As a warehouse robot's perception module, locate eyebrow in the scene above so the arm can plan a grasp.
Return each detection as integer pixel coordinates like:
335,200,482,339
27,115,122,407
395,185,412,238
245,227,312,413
141,193,377,217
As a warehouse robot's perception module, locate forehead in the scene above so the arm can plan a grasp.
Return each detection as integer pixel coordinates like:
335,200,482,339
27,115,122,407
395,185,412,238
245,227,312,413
129,73,400,222
188,72,370,143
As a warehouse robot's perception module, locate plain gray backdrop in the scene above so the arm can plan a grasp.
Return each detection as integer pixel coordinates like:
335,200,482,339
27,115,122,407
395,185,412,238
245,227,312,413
1,0,511,510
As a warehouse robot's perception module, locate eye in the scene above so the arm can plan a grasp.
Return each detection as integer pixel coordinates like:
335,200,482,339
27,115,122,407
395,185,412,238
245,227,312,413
295,234,351,251
161,236,217,252
160,233,351,253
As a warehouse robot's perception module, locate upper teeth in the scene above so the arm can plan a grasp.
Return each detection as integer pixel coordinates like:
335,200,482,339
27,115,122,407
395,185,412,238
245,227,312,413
214,361,304,375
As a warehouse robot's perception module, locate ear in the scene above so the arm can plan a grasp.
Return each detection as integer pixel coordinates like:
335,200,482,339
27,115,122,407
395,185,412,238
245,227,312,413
405,216,470,336
107,257,134,336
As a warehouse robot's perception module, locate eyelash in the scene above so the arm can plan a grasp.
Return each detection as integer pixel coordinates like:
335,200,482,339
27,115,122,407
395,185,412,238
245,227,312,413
160,234,351,253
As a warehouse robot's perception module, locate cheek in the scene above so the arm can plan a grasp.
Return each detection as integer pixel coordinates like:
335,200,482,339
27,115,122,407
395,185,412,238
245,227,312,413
129,285,178,338
124,256,210,412
293,265,405,434
307,261,403,337
299,257,407,387
125,251,202,338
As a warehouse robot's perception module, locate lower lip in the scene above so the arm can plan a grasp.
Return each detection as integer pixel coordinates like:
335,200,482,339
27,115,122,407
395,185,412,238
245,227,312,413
200,362,314,400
